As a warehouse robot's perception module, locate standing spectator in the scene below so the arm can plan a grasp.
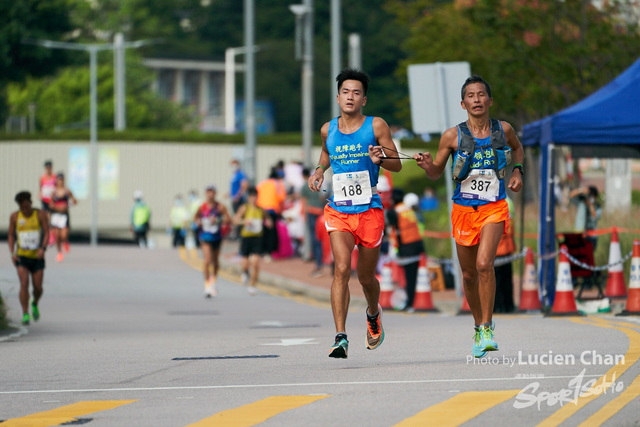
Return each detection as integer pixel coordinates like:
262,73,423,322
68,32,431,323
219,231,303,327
300,168,326,276
494,196,516,313
284,161,305,192
130,191,151,247
229,159,248,238
50,173,77,262
257,168,286,257
188,190,203,247
282,190,305,257
419,187,439,212
169,195,189,247
387,189,425,312
233,187,272,295
403,192,425,235
571,186,603,250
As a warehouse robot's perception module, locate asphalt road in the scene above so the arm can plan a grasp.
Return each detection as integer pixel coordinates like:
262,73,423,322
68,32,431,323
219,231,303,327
1,245,639,427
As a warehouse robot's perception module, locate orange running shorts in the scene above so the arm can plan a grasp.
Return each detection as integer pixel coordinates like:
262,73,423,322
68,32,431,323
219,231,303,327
324,205,385,248
451,199,510,247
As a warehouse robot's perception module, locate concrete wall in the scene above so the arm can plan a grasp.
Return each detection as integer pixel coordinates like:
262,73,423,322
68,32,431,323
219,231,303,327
0,141,323,231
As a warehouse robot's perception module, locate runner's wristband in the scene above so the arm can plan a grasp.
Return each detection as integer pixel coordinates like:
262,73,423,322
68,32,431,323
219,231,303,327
512,164,523,174
315,165,325,172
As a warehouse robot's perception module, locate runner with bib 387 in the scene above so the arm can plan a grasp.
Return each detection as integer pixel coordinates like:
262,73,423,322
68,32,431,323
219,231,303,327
308,68,402,359
413,75,524,359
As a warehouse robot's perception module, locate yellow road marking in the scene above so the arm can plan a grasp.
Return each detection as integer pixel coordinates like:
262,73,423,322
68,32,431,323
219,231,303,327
578,373,640,426
393,390,520,427
536,317,640,427
178,247,329,309
184,395,328,427
0,400,136,427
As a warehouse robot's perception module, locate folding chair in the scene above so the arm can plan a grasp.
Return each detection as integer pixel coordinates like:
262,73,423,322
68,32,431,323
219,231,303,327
558,233,605,300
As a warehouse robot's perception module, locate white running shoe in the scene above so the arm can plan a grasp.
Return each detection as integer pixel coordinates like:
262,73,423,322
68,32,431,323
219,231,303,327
248,286,257,296
241,271,249,286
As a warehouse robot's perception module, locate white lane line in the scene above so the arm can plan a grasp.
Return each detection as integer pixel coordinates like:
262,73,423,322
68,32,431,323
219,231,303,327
0,326,28,343
0,374,605,395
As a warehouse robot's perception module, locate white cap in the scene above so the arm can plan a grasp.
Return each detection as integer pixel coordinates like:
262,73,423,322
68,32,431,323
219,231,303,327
404,192,419,208
133,190,143,200
377,176,391,192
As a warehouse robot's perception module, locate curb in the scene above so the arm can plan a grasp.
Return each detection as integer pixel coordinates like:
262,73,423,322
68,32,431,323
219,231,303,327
0,325,29,343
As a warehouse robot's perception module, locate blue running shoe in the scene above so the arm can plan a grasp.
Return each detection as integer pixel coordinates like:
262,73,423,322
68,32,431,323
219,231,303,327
472,327,487,358
329,335,349,359
472,321,496,358
480,322,498,352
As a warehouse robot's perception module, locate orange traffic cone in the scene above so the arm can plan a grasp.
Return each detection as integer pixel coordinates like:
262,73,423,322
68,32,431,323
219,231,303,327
546,245,583,316
457,288,472,315
379,262,394,310
413,256,439,312
605,228,627,298
517,248,542,312
617,239,640,316
391,262,406,288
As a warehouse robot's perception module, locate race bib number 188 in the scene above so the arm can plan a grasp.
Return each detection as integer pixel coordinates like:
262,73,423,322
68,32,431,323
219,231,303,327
460,169,499,202
332,170,372,206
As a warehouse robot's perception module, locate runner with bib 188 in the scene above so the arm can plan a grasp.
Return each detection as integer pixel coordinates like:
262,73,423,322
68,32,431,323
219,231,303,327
413,75,524,358
308,68,402,359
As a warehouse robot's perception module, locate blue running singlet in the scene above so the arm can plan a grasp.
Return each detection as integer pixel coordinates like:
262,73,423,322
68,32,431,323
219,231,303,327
327,116,383,214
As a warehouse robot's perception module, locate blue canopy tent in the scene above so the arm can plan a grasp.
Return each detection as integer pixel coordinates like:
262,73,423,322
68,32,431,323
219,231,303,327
522,56,640,307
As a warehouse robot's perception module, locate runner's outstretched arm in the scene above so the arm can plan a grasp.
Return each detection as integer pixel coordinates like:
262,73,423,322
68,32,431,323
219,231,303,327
369,117,401,172
501,121,523,192
413,127,456,180
308,122,331,192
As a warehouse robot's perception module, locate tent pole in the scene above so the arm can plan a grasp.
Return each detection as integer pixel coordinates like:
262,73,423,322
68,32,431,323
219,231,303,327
518,160,526,305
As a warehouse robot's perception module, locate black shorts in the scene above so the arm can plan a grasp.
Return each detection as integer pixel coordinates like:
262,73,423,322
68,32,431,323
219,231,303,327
16,256,45,273
241,236,263,257
201,239,221,250
41,201,50,211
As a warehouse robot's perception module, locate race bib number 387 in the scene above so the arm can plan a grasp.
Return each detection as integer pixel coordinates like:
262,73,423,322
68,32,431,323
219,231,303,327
460,169,499,202
333,170,372,206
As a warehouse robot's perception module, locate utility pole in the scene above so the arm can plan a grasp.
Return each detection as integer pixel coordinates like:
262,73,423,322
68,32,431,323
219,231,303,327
114,33,126,131
290,1,314,167
113,34,157,132
244,0,257,184
225,46,260,135
24,37,154,245
302,0,314,167
330,0,341,119
348,33,361,70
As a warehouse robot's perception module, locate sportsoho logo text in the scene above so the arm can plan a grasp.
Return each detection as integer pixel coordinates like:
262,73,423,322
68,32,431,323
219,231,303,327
513,368,624,410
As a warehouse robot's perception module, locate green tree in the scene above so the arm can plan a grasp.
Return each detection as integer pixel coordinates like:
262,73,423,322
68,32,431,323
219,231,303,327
0,0,74,123
8,54,189,131
64,0,409,132
386,0,640,128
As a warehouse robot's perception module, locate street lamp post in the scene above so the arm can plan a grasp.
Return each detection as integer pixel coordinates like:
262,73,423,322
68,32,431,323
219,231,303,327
330,0,341,119
290,1,314,167
244,0,257,184
23,38,153,245
113,34,159,132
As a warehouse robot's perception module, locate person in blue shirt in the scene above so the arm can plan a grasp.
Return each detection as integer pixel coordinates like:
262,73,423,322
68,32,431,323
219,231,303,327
229,159,249,239
308,68,402,359
414,75,524,359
